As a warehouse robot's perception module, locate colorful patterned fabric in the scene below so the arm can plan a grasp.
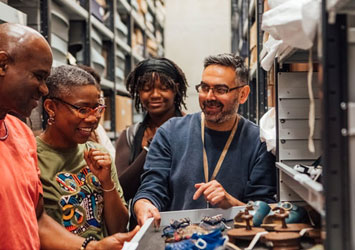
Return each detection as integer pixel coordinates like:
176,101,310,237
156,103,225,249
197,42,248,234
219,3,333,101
36,137,126,239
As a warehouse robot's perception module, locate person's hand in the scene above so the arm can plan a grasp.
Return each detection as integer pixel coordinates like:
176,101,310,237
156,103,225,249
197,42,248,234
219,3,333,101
193,180,244,209
87,226,140,250
134,199,161,228
84,149,112,187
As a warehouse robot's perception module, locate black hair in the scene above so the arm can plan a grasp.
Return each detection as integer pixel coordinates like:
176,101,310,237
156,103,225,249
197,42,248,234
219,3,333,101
125,57,188,112
204,53,249,85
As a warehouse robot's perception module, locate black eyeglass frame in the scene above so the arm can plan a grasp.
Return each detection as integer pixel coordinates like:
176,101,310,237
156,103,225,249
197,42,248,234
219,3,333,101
195,83,247,95
51,97,106,118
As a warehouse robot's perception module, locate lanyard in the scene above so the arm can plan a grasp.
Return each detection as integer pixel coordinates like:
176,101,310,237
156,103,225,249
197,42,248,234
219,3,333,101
200,112,239,183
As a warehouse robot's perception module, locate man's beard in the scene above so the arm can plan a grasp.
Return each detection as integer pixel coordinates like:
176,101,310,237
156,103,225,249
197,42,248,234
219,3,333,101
202,98,239,124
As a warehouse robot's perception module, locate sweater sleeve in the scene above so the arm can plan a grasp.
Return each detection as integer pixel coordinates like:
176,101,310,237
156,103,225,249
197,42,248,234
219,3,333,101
243,139,277,203
132,125,172,211
115,129,147,201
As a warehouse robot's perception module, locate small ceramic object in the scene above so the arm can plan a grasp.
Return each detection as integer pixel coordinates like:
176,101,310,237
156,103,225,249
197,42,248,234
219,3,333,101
261,202,308,230
272,207,312,232
234,200,271,227
228,209,266,242
279,202,308,224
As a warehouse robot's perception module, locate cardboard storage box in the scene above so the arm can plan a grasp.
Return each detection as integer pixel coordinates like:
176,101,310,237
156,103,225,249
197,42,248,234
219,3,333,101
115,95,132,133
267,84,275,107
289,63,319,72
102,97,111,130
250,46,257,69
250,21,257,51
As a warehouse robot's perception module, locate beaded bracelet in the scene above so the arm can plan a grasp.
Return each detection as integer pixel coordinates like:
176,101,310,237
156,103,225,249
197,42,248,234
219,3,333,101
80,235,97,250
101,182,116,192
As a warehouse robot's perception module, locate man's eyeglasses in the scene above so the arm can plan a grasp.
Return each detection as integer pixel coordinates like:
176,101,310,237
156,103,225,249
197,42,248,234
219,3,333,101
195,83,246,96
52,97,106,119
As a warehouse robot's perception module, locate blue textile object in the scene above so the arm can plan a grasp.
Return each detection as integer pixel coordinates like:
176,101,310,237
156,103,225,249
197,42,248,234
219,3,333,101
165,239,195,250
133,113,276,212
165,229,226,250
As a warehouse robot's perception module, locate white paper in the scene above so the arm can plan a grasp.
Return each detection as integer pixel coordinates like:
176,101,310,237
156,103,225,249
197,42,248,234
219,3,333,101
260,108,276,155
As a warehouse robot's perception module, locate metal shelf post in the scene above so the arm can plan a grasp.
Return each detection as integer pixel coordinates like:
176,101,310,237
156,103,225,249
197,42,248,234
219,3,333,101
322,1,351,248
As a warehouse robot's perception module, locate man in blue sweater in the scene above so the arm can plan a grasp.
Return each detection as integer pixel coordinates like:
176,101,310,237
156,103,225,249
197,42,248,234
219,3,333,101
133,53,276,226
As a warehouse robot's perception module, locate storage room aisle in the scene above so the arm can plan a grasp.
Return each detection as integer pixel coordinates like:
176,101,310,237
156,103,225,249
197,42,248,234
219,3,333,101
1,0,355,249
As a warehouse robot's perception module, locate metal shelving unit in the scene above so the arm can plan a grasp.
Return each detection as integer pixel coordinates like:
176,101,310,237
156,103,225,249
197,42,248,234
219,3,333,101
322,5,351,249
233,0,267,124
233,0,355,248
4,0,165,139
0,2,26,24
276,162,324,216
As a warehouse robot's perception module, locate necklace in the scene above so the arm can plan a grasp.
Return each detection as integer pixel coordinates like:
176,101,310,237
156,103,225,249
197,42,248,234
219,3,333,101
0,120,9,141
200,112,239,183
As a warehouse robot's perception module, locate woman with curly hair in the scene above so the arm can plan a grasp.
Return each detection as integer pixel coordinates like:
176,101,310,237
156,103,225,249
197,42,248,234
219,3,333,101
115,58,188,225
37,65,128,239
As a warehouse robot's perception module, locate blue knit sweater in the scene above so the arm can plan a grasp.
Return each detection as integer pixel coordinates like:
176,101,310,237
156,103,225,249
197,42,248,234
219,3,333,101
133,112,276,211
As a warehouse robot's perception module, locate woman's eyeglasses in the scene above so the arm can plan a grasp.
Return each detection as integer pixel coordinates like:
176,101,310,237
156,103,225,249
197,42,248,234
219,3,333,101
52,97,106,119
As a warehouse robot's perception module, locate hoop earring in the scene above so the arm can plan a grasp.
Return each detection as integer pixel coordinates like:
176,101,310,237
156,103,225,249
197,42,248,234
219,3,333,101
47,116,55,126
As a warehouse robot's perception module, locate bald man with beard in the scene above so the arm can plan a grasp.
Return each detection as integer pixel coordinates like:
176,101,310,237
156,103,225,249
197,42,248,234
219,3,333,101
0,23,138,250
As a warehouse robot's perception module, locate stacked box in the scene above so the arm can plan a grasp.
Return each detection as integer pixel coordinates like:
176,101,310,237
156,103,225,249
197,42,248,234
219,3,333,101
115,95,132,133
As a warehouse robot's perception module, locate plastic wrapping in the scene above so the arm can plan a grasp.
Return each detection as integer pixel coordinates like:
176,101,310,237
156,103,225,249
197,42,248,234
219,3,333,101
260,0,321,71
260,108,276,155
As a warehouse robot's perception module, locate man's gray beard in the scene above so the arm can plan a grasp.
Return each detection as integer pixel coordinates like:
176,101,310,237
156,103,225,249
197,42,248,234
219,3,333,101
204,109,238,124
202,96,240,124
